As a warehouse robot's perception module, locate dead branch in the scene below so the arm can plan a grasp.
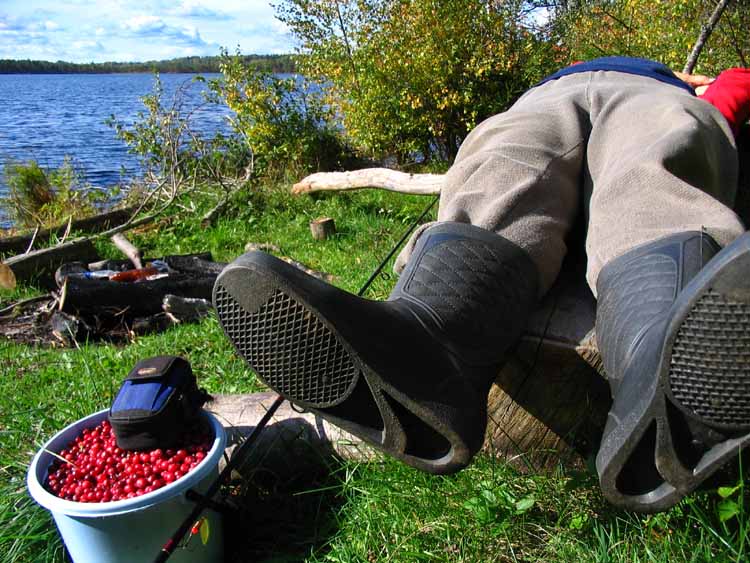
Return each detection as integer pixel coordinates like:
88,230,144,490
292,168,444,195
111,233,143,269
683,0,733,74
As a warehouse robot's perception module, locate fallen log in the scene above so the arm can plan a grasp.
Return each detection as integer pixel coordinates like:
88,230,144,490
60,254,221,318
0,207,135,256
3,239,100,289
292,168,443,196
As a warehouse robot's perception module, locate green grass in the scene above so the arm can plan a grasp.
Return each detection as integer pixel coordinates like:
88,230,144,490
1,183,749,562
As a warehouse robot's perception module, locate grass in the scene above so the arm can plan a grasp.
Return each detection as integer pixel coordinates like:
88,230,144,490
1,182,749,562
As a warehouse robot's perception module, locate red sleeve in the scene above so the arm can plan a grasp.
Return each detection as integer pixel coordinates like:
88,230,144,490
699,68,750,137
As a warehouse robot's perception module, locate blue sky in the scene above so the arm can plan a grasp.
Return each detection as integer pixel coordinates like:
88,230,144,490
0,1,293,63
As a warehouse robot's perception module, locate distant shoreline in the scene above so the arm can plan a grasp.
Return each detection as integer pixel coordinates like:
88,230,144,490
0,54,296,75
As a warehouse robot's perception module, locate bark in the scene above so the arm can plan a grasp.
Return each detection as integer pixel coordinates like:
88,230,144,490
683,0,733,74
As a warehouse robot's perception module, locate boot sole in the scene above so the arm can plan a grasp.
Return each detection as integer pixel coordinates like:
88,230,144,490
666,234,750,430
213,263,361,409
597,232,750,512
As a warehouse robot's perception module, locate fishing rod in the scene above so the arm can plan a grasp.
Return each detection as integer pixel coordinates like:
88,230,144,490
153,394,284,563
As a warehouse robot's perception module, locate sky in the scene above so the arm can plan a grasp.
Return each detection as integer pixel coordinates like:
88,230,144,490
0,0,294,63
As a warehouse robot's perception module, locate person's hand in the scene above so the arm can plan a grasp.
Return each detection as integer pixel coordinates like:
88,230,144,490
673,71,715,95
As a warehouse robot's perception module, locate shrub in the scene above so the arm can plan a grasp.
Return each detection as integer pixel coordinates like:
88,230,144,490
2,158,99,228
209,48,355,179
275,0,557,162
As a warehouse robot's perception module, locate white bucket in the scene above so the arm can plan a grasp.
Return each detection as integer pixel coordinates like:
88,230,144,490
27,409,226,563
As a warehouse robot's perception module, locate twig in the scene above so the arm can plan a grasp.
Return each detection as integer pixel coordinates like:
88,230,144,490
0,295,51,316
60,216,73,244
24,226,40,255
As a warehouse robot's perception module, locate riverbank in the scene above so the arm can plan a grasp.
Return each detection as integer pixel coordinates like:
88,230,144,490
0,54,295,74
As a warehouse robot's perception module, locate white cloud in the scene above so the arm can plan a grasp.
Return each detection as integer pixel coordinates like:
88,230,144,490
169,1,232,20
2,1,292,62
72,40,103,51
122,15,165,35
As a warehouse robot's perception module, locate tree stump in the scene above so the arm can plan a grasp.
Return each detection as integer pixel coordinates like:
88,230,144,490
310,217,336,240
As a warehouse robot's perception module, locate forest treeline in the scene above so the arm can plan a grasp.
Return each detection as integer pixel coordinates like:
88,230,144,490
0,54,296,74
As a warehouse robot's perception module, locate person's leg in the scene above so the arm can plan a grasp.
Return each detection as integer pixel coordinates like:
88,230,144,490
585,72,744,292
585,72,749,512
396,73,592,296
214,76,595,474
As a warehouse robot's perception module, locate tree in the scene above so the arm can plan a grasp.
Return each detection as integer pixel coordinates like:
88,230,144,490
276,0,558,162
557,0,749,75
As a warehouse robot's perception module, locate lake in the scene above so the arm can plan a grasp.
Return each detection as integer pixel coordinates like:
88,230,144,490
0,73,232,226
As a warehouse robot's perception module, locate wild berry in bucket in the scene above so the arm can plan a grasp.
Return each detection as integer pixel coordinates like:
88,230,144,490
45,419,212,503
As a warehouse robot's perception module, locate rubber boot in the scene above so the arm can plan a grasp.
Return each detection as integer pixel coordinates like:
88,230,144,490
595,231,750,512
213,222,539,474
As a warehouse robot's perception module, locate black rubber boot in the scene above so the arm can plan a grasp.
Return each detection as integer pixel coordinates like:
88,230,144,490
213,222,538,474
595,231,750,512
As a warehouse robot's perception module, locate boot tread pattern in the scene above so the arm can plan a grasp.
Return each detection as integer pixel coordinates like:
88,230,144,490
214,284,357,406
670,289,750,428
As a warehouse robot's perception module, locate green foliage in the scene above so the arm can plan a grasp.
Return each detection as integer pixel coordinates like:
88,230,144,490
1,158,101,228
558,0,750,74
276,0,558,162
209,48,354,179
106,74,242,180
463,480,535,529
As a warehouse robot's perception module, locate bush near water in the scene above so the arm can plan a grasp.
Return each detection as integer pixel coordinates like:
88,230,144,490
3,1,750,562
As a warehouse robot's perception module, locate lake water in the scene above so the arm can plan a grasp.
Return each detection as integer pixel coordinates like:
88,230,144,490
0,73,231,226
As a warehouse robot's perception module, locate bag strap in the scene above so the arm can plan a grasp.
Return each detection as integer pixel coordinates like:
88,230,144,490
126,356,190,382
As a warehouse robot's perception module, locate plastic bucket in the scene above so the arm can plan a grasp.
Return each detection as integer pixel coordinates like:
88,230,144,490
27,409,226,563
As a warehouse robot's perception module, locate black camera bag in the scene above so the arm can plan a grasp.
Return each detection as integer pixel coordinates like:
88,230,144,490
108,356,210,450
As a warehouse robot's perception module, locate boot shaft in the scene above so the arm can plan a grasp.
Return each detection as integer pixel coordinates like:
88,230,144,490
596,231,720,393
390,222,539,366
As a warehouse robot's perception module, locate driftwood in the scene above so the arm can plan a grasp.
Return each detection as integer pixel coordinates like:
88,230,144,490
292,168,443,196
0,207,135,256
3,239,100,289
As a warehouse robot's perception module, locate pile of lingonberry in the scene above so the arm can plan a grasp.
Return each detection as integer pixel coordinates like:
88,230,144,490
45,419,213,503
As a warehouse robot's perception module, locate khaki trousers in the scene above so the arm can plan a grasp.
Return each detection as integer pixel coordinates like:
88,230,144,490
395,72,745,297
